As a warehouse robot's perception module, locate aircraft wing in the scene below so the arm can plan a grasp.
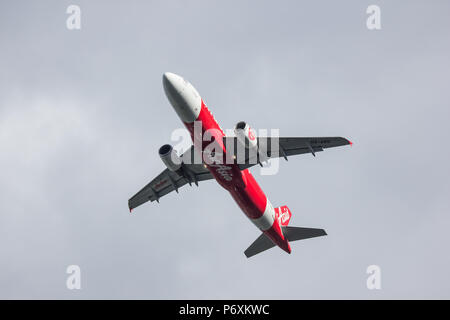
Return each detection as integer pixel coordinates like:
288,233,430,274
224,136,351,170
128,146,213,211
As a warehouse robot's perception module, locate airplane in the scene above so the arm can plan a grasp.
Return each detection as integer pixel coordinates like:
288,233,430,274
128,72,351,258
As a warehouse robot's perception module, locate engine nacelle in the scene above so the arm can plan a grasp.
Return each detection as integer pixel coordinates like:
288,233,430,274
234,121,267,164
234,121,258,150
158,144,182,172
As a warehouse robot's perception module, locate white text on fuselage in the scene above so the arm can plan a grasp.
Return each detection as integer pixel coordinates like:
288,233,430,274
204,150,233,181
209,163,233,181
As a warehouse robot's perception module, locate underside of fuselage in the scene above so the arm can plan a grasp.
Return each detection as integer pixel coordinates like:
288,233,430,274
160,72,336,256
128,72,345,257
180,99,291,254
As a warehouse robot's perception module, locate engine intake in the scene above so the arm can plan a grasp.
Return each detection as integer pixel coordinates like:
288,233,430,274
159,144,182,172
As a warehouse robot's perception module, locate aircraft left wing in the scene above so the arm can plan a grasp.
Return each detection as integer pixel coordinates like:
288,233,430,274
128,147,213,211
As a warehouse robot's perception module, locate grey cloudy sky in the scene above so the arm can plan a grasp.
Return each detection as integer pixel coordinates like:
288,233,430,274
1,0,450,299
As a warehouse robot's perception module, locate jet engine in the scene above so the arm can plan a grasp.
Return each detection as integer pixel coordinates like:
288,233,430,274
234,121,258,150
158,144,182,172
234,121,267,164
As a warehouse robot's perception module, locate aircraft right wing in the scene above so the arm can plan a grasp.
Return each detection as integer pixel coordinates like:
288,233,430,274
223,136,351,170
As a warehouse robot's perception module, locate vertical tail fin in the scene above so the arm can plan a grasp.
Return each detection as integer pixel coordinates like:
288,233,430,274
275,205,291,226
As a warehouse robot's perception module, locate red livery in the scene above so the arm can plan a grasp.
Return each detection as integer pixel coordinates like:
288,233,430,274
128,73,351,257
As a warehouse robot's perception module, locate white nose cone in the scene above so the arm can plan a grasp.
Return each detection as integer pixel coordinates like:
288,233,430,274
162,72,201,123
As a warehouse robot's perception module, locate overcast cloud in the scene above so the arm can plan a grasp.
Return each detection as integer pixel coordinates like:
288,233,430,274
1,0,450,299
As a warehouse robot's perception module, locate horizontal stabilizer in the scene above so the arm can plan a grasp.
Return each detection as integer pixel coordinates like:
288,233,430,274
244,226,327,258
282,226,327,241
244,233,276,258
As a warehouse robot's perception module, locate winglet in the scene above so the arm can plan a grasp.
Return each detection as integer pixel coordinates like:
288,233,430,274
346,138,353,147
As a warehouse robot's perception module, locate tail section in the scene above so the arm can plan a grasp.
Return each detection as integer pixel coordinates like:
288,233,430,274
244,205,326,258
244,226,327,258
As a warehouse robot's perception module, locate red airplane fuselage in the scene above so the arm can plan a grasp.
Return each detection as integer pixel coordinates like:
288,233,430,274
162,73,291,254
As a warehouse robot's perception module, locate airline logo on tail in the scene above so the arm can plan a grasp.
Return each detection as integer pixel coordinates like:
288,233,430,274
275,206,291,226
